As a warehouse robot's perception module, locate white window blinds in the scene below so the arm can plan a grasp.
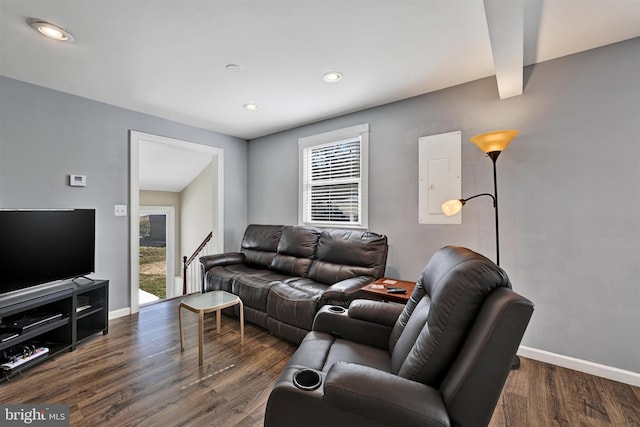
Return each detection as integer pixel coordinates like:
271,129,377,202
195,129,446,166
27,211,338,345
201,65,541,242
299,124,369,229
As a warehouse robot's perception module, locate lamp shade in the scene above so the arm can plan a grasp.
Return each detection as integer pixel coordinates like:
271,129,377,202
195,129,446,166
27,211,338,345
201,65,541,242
441,199,463,216
470,130,518,153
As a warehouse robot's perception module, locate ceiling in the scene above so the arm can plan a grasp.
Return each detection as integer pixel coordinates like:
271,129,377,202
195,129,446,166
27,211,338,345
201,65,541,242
1,1,639,141
138,139,214,192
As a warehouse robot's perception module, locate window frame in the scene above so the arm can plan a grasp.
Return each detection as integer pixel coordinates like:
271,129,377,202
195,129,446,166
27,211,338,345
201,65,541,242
298,123,369,229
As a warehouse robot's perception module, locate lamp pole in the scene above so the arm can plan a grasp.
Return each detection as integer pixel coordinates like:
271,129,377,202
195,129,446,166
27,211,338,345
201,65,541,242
487,150,520,368
455,192,498,266
487,151,501,266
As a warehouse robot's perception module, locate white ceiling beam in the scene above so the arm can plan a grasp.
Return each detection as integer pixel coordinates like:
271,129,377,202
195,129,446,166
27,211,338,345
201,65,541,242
483,0,524,99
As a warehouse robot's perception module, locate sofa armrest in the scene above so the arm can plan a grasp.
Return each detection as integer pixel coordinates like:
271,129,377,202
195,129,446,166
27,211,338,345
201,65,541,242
324,362,450,427
321,276,373,306
312,300,402,349
199,252,245,271
328,276,373,293
348,299,404,327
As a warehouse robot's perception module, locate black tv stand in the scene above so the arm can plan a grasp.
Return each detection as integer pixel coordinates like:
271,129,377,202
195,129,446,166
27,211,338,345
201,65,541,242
5,312,64,332
0,279,109,383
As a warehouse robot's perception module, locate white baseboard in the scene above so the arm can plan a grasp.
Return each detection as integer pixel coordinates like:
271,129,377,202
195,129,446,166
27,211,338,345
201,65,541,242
518,345,640,387
108,307,130,320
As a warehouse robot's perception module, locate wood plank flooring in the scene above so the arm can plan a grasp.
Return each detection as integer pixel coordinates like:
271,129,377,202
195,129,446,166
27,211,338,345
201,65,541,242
1,297,638,426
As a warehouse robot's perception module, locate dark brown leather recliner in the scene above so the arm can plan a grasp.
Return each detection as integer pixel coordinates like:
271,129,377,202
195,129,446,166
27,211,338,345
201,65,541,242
264,246,534,427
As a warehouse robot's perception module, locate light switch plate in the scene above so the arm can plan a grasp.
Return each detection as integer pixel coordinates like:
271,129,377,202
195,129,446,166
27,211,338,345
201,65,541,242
69,175,86,187
114,205,127,217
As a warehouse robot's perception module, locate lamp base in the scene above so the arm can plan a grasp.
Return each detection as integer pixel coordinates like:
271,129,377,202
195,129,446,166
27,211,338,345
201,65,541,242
510,355,521,370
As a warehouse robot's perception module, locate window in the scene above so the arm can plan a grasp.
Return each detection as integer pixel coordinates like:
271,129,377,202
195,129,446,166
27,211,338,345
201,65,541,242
299,123,369,229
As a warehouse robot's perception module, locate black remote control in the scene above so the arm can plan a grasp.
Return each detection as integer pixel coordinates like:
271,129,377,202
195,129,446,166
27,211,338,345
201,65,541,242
386,287,406,294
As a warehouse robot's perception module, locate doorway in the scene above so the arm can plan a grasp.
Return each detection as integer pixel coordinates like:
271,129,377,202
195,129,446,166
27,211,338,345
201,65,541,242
138,207,175,304
129,131,224,315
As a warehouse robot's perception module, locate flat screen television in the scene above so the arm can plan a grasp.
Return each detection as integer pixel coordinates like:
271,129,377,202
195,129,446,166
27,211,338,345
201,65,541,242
0,209,95,294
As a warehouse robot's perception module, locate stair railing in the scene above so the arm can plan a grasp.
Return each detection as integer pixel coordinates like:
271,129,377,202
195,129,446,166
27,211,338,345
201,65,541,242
182,231,213,295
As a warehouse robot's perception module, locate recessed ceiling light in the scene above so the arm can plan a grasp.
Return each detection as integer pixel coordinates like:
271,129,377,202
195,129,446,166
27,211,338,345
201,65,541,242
322,71,343,83
243,103,259,111
226,64,243,73
28,19,74,42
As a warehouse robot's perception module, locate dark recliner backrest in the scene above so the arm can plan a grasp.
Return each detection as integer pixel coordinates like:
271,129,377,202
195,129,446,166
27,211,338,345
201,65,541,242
270,225,321,277
307,229,388,284
241,224,284,268
388,246,511,387
440,287,534,426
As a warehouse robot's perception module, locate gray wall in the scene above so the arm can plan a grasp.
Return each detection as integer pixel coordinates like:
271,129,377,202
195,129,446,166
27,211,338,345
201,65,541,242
248,38,640,372
0,76,248,311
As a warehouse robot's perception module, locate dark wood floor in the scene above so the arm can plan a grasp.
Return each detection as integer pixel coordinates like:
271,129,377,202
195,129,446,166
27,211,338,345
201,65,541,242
1,297,638,426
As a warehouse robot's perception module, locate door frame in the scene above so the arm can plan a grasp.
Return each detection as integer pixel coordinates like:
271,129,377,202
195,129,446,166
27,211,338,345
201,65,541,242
129,131,224,314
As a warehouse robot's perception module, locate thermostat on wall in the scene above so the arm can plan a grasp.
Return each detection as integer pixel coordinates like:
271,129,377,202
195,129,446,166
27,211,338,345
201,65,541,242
69,174,86,187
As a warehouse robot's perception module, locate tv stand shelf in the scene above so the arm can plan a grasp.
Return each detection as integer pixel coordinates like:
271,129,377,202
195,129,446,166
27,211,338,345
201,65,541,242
0,279,108,383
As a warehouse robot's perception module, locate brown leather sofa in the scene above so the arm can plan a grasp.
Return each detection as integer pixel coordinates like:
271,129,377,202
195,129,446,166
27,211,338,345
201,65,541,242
199,224,388,344
264,246,534,427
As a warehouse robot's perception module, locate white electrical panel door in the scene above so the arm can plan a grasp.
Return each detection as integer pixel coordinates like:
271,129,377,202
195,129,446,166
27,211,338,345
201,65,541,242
418,131,461,224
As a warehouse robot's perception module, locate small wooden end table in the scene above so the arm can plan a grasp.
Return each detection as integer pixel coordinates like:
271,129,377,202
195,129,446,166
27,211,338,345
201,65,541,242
179,290,244,366
361,278,416,304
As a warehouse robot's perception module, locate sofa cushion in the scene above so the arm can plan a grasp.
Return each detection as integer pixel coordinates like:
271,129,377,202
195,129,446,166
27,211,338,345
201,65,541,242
287,331,391,374
317,229,387,268
270,226,320,277
324,340,392,374
277,225,320,258
308,229,388,284
267,281,328,331
271,254,313,277
232,274,286,312
307,261,374,285
241,224,284,268
204,264,259,292
241,224,284,251
282,277,329,292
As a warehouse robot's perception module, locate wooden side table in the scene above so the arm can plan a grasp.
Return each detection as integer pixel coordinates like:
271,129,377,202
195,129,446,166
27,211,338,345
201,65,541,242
179,291,244,366
361,278,416,304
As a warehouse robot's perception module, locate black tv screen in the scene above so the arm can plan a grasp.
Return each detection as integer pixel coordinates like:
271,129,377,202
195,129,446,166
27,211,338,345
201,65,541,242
0,209,95,294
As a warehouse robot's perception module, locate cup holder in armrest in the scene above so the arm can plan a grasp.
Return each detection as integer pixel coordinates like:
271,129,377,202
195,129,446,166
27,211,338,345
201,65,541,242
293,369,322,391
328,305,346,314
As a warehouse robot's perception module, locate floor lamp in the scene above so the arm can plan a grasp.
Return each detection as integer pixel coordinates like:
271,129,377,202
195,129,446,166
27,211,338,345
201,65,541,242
441,129,520,369
441,130,518,266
